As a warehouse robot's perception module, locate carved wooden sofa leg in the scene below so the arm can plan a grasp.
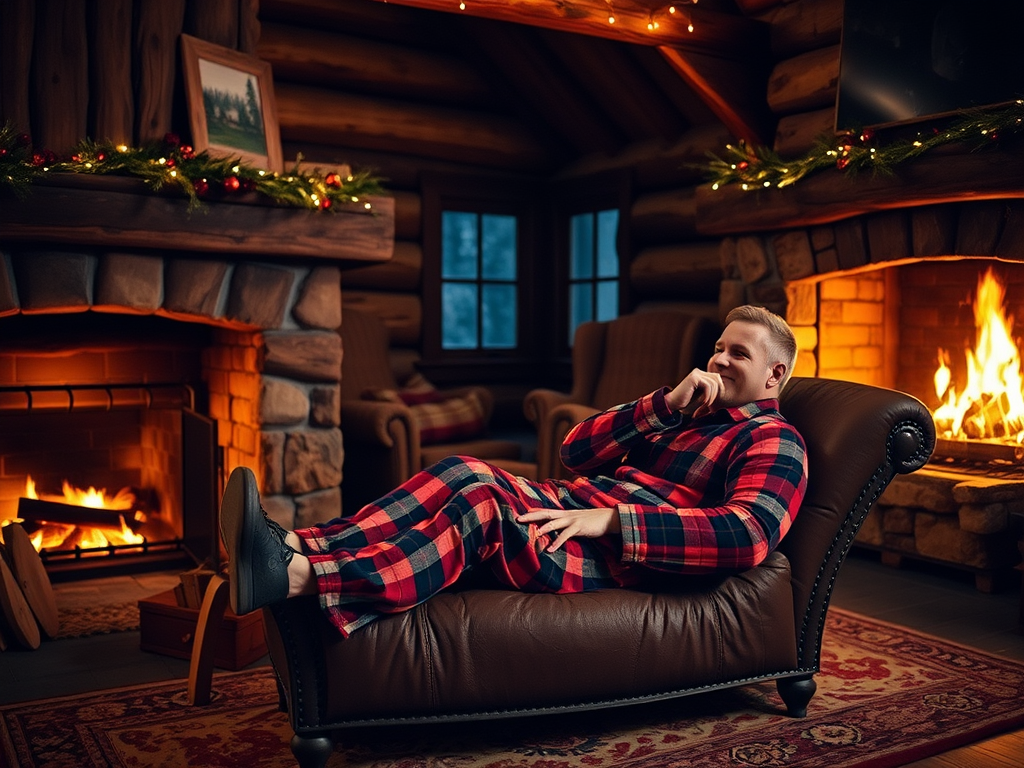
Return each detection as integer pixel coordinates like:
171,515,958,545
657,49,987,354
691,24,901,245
291,733,334,768
776,675,817,718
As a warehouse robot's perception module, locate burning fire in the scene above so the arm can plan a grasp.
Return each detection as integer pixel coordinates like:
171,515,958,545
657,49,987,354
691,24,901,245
21,475,146,552
933,268,1024,443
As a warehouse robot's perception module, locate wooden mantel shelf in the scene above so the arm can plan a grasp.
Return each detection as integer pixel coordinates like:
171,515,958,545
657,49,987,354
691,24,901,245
693,147,1024,236
0,175,394,265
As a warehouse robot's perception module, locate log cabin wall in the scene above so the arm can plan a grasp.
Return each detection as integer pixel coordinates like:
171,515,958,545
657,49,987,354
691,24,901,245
252,0,740,418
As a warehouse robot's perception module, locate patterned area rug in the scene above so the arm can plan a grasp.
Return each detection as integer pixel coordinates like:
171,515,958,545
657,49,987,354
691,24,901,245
54,601,140,639
2,609,1023,768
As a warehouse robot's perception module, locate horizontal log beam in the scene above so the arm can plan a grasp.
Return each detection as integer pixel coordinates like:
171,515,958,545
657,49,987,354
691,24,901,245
276,83,550,169
693,149,1024,235
257,21,492,105
0,175,395,264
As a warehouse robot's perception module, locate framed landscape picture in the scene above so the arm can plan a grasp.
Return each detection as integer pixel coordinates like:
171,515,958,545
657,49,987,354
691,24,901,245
180,34,283,173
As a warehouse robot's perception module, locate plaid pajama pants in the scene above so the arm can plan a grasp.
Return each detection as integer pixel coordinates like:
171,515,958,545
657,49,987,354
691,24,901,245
295,455,636,638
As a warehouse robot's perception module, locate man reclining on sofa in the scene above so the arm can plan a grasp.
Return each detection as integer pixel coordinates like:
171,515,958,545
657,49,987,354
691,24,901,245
220,304,808,638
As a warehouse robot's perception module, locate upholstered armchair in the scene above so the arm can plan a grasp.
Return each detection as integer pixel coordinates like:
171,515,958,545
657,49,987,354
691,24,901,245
339,308,521,512
524,310,720,479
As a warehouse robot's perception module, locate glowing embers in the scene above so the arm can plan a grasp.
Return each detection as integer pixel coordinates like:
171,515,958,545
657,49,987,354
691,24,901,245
933,267,1024,444
18,475,147,554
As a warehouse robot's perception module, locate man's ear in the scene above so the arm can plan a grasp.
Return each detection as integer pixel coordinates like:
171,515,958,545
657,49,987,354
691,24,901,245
766,362,786,390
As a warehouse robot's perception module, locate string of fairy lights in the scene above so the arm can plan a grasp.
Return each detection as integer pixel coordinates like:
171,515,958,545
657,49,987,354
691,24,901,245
702,99,1024,192
454,1,698,33
0,125,385,213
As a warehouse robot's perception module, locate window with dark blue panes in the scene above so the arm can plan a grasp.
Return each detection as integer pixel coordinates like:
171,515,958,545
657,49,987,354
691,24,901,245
568,209,619,345
441,211,518,350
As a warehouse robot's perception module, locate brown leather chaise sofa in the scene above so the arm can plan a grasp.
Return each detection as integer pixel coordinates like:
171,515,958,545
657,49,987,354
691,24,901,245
262,377,936,768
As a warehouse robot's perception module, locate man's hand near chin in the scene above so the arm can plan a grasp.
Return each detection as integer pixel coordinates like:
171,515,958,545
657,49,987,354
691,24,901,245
666,368,723,418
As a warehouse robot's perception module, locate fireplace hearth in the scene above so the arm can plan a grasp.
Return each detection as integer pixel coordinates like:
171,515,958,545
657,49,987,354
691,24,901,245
0,181,394,580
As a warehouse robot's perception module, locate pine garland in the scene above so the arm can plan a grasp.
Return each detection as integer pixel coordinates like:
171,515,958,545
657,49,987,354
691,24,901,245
702,99,1024,191
0,126,385,212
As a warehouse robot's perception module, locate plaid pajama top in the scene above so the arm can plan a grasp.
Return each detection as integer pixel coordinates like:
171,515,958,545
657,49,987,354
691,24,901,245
560,387,808,574
297,387,807,637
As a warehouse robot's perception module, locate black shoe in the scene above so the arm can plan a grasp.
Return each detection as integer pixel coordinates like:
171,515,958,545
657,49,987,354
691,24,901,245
219,466,297,615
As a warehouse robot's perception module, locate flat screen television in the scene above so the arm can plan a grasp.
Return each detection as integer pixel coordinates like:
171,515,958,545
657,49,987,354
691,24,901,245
835,0,1024,132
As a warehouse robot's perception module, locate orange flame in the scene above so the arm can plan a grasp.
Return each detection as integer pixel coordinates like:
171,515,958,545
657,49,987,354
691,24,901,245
23,475,146,551
933,268,1024,443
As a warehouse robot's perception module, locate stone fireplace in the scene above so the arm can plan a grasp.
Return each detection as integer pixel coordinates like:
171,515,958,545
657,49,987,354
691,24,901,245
0,177,393,575
721,198,1024,590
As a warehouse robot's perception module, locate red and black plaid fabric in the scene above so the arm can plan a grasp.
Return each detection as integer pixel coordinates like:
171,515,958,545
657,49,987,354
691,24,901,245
296,388,807,638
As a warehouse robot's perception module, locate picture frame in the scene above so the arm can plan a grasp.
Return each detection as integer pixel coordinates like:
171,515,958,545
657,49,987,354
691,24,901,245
179,34,283,173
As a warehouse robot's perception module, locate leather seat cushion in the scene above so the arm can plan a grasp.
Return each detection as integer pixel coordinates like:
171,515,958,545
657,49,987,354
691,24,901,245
288,550,797,722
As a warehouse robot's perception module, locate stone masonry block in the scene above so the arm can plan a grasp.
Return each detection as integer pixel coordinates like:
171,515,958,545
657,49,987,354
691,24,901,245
784,281,817,325
958,503,1010,535
284,428,343,494
95,252,162,311
855,507,883,546
735,236,769,284
310,385,341,427
164,258,229,319
952,478,1024,505
772,230,815,281
12,251,93,311
914,513,1011,569
261,430,286,494
877,472,959,514
263,330,342,383
226,262,296,329
262,494,296,531
261,377,310,426
292,266,342,330
295,486,342,529
881,505,915,534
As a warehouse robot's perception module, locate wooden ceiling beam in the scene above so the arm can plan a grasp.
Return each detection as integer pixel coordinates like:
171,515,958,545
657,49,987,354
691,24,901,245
657,46,774,146
370,0,765,54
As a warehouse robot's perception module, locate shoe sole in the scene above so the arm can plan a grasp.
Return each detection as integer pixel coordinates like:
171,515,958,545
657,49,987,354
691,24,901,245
219,466,258,615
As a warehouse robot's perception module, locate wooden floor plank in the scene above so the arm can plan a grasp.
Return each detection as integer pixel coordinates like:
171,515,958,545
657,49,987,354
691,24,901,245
902,729,1024,767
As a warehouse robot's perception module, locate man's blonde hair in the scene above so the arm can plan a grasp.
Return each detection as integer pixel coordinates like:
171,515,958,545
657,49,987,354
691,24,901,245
725,305,798,390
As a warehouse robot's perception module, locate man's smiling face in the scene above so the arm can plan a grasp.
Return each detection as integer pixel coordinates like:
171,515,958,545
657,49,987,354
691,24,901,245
706,320,780,408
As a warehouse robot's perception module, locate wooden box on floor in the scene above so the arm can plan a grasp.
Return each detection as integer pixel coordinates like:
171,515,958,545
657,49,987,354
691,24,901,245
138,589,266,670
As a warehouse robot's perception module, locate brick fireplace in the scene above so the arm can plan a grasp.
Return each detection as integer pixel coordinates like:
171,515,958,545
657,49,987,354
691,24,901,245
722,199,1024,590
0,178,393,575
